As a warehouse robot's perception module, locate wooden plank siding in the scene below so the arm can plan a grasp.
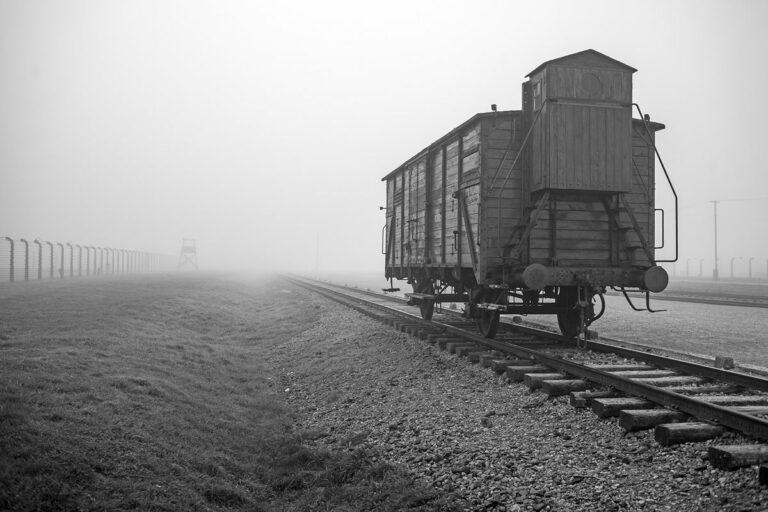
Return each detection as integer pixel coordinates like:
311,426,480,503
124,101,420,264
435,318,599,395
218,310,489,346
480,112,524,275
383,109,663,282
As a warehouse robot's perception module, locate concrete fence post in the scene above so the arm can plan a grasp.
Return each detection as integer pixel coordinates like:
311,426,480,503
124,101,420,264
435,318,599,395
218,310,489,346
56,242,64,279
4,237,14,282
19,239,29,281
33,239,42,280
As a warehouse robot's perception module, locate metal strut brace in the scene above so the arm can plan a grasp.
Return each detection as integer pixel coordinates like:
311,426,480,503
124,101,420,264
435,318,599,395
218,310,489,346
621,288,646,312
645,291,666,313
620,288,666,313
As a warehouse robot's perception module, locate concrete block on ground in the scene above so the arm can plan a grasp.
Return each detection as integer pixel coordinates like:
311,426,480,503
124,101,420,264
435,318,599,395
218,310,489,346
524,372,566,390
543,379,589,397
619,408,688,432
655,422,723,446
591,397,654,418
708,445,768,470
505,365,549,382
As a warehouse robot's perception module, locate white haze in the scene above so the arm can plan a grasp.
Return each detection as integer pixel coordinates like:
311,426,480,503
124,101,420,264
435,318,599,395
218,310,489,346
1,0,767,275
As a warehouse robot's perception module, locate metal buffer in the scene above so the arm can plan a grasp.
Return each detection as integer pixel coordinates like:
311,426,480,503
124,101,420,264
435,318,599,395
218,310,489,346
178,239,198,270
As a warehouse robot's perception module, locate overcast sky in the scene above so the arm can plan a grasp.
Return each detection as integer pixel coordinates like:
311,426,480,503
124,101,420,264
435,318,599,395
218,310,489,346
1,0,766,275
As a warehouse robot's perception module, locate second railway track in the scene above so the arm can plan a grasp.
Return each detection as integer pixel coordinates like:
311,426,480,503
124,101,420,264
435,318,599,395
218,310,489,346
285,274,768,475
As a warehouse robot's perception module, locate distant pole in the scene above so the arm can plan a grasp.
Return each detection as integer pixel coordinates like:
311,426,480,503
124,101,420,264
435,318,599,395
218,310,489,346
4,237,14,282
56,242,64,278
749,257,754,279
710,200,719,280
698,258,704,277
33,239,42,280
45,241,54,278
67,243,74,277
20,239,29,281
315,233,319,276
685,258,690,277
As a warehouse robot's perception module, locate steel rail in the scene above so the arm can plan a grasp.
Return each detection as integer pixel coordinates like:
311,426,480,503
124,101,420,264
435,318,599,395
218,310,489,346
314,278,768,391
285,275,768,442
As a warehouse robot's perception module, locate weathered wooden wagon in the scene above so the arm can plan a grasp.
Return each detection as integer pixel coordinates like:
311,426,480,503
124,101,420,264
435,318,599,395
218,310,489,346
382,49,677,338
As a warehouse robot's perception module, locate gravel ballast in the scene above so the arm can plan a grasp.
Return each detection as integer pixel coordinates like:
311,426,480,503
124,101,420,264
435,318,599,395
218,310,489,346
267,286,768,511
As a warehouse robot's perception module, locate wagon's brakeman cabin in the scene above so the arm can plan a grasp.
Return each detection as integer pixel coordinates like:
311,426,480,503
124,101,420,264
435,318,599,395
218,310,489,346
382,49,677,338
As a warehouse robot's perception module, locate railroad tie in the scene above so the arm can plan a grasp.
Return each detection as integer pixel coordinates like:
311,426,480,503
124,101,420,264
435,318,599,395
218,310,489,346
655,422,724,446
569,390,618,408
450,343,478,356
425,333,446,344
585,364,654,372
591,397,655,418
631,376,704,386
436,337,464,350
700,395,768,406
467,351,501,364
609,369,677,378
619,408,689,432
707,445,768,470
492,359,534,373
524,372,566,390
664,384,741,395
542,379,589,397
506,365,549,382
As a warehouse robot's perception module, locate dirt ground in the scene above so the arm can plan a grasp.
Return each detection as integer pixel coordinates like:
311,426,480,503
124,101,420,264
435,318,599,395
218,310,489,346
0,273,453,511
2,273,766,511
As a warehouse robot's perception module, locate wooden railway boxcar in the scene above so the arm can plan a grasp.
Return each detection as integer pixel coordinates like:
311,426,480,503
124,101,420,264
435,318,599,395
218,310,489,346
382,50,676,338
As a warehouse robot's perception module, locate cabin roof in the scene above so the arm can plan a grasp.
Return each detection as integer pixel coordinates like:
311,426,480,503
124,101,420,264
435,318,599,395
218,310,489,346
381,112,664,182
381,110,518,181
526,49,637,78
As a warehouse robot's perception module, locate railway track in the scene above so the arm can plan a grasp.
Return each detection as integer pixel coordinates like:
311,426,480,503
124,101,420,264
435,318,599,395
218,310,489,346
612,290,768,309
285,275,768,476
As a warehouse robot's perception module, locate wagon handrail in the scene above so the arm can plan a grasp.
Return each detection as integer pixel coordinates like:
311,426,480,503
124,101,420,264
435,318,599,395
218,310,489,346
489,98,549,253
633,103,679,263
487,98,548,194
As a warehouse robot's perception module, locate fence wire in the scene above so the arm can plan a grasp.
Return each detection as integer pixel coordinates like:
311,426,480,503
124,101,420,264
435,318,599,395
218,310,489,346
0,237,176,283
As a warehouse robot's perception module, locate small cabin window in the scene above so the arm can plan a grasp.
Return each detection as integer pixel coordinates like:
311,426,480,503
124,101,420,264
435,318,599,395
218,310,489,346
532,81,542,110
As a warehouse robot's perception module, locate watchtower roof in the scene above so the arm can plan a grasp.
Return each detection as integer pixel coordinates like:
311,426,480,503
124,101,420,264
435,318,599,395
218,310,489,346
526,49,637,78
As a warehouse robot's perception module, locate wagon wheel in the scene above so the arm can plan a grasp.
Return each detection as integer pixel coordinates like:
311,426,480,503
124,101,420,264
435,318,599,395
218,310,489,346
475,289,503,339
556,287,583,339
477,309,500,338
419,283,435,320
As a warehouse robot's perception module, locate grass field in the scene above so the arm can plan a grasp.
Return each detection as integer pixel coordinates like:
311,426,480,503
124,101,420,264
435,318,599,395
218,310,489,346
0,274,455,511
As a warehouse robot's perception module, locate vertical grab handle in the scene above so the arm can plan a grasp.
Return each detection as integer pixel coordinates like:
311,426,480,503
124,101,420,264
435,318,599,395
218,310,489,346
381,225,387,254
654,208,665,249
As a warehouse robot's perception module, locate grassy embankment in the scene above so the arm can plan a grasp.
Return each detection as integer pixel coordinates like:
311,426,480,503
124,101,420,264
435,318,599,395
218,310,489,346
0,274,453,511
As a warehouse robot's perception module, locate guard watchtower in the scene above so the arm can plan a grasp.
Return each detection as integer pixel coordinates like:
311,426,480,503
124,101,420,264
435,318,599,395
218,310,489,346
178,238,198,270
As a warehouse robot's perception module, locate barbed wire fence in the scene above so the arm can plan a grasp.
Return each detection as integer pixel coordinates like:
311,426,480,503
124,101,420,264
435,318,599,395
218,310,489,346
0,237,176,283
